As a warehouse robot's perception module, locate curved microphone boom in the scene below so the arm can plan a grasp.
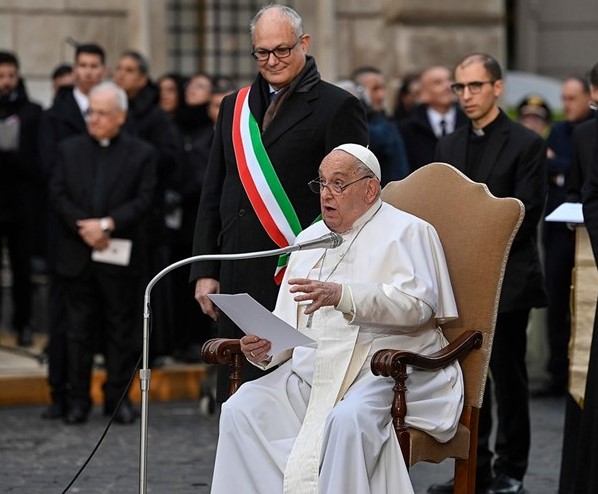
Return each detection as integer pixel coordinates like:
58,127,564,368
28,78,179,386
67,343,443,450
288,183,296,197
138,231,342,493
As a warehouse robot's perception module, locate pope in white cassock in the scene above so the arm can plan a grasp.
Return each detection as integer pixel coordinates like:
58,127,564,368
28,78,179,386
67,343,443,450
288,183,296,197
210,143,464,494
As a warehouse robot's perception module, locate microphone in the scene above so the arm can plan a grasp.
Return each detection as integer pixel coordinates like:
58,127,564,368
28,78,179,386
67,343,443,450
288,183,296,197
138,230,341,493
291,231,343,251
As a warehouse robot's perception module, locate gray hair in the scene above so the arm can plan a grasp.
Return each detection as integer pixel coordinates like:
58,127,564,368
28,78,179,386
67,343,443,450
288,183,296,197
250,4,304,38
89,81,128,111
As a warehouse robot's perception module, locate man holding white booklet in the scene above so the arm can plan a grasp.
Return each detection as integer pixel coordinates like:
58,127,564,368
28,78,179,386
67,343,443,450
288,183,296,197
50,81,156,425
208,144,463,494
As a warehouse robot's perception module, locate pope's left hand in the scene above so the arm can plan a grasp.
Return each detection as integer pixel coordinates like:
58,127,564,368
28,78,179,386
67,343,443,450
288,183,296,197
288,278,342,315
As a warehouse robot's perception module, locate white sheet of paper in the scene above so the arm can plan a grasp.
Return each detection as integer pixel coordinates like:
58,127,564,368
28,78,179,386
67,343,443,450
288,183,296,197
91,238,132,266
545,202,584,223
208,293,315,354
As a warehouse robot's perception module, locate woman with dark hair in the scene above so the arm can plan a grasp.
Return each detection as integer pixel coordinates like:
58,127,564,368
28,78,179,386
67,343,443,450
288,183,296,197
157,72,187,120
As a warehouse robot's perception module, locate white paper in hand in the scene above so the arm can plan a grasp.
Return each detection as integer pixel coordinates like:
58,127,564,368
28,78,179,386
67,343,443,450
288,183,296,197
208,293,315,355
91,238,132,266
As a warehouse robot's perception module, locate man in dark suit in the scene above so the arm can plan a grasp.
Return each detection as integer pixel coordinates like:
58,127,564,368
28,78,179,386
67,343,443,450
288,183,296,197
429,53,547,494
541,76,593,397
560,61,598,494
50,81,156,425
0,51,42,348
38,43,107,420
400,65,468,172
191,4,368,401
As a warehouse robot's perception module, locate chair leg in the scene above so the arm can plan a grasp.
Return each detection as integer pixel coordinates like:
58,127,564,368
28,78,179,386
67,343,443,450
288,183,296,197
454,458,475,494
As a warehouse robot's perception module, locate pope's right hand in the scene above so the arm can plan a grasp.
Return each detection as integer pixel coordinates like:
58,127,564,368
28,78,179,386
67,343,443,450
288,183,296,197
195,277,220,321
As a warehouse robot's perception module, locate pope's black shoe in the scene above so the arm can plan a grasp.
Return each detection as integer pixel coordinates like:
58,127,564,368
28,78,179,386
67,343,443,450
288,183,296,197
485,474,524,494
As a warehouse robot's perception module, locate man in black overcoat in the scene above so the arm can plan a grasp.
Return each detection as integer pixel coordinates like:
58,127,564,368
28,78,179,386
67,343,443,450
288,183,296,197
38,43,107,419
190,4,368,401
50,81,156,425
0,51,42,347
429,53,547,494
399,65,468,172
561,61,598,494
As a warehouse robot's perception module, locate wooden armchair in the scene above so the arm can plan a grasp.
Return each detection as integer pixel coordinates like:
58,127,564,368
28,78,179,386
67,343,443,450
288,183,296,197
201,163,524,494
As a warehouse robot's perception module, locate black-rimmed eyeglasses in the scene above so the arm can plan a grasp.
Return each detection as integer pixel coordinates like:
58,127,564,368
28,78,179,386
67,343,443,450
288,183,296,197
251,37,303,62
308,175,373,195
451,80,495,96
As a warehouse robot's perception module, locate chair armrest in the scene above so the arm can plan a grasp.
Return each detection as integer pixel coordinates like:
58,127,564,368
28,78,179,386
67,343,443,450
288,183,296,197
201,338,243,364
370,330,483,437
371,330,483,376
201,338,245,396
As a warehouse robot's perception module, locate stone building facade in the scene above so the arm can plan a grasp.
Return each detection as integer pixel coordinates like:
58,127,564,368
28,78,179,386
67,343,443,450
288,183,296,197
1,0,597,107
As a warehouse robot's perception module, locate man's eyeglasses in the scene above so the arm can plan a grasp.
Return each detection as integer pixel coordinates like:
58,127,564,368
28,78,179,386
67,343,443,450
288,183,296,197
451,81,495,96
251,37,302,62
308,175,373,195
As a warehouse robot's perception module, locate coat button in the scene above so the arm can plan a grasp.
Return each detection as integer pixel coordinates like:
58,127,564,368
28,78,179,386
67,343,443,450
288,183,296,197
238,208,246,217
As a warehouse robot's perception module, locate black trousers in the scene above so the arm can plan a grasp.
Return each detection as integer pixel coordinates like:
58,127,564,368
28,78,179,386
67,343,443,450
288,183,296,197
0,220,32,331
543,223,575,390
477,308,531,483
46,275,69,401
62,266,139,408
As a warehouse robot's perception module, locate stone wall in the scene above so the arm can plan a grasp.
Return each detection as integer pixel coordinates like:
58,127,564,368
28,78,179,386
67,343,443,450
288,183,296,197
0,0,167,107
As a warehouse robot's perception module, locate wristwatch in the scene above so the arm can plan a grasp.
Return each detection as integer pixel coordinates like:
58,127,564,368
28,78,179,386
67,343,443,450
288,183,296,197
100,217,112,236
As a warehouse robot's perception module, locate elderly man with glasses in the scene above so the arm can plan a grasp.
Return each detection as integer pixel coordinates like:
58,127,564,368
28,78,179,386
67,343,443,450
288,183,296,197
430,53,547,494
190,4,368,402
209,143,463,494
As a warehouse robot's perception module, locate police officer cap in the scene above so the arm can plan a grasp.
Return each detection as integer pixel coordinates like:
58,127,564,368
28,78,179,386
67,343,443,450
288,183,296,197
517,95,552,121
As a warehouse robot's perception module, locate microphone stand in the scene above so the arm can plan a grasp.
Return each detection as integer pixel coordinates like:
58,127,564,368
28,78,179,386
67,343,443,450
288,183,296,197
139,244,300,494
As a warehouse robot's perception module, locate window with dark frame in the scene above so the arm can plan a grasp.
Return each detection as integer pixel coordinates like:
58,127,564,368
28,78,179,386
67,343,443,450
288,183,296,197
167,0,295,86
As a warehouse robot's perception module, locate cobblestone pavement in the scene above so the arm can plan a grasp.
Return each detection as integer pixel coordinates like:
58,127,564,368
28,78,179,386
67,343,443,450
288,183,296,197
1,395,565,493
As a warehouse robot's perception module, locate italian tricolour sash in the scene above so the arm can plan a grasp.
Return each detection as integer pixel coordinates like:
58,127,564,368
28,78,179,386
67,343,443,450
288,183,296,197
232,86,302,284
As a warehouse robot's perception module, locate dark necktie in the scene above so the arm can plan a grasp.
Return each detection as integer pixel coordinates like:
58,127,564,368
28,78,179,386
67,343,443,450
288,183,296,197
440,119,447,137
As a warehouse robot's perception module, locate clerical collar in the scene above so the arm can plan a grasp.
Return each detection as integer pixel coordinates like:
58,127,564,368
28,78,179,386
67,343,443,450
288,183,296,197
471,109,507,138
94,132,120,148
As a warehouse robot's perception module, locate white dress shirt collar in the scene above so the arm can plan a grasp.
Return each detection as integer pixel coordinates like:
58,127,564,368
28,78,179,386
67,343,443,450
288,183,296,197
427,106,457,138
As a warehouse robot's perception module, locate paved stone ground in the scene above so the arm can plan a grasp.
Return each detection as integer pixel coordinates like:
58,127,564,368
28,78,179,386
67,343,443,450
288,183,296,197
1,394,565,493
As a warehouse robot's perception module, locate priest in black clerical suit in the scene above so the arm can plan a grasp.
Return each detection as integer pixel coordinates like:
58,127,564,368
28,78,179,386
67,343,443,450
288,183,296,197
50,81,156,425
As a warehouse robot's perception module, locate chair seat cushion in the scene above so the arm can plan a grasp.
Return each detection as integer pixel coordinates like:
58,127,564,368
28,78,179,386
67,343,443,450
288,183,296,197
407,424,470,465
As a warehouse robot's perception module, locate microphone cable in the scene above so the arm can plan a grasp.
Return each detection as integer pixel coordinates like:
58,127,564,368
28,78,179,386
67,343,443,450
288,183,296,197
60,349,143,493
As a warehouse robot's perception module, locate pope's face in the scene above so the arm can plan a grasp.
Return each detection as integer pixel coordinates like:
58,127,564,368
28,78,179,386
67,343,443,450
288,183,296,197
251,10,310,90
318,151,378,233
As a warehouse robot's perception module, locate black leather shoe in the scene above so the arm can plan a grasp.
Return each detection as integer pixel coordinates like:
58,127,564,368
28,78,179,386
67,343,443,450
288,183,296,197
428,476,492,494
64,405,89,425
41,401,66,419
485,474,524,494
112,401,138,424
